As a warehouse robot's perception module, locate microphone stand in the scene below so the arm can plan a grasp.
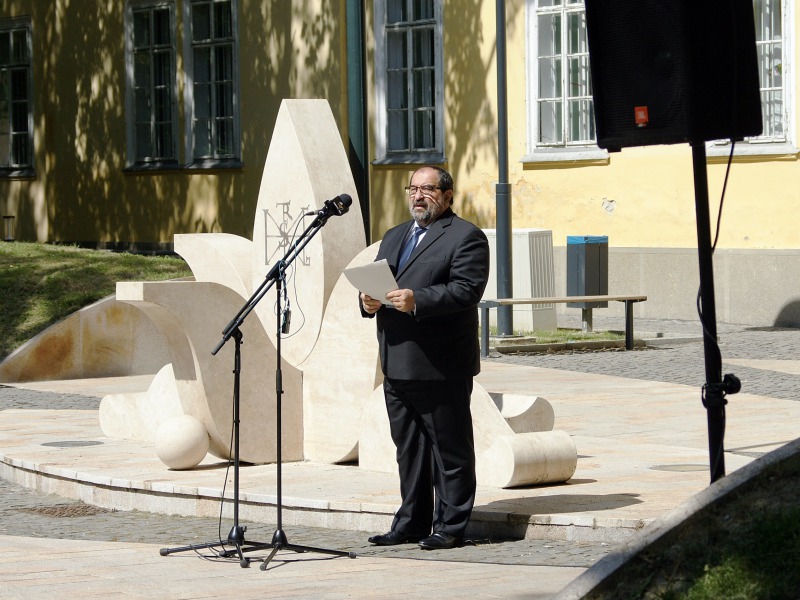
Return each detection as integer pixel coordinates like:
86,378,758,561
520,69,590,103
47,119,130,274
160,206,356,568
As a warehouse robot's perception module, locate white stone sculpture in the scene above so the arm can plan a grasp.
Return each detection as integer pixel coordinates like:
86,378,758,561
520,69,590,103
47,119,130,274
1,99,578,487
100,99,367,465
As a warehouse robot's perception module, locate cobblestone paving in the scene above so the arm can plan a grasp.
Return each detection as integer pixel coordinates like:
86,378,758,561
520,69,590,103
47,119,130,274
0,385,101,410
486,318,800,403
0,476,612,567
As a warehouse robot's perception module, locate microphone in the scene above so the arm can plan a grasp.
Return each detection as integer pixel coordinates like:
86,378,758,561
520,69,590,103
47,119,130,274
305,194,352,218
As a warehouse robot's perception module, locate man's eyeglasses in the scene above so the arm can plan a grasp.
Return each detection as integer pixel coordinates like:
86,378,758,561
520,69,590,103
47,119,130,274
405,184,442,196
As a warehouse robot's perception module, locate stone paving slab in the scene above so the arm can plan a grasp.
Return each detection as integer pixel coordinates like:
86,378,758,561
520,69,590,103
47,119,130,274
0,534,584,600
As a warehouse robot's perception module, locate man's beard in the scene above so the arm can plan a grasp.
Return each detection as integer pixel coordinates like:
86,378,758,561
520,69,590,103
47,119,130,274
409,205,433,223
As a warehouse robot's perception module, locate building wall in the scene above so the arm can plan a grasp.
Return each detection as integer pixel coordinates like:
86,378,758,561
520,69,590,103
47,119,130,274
0,1,348,247
549,247,800,328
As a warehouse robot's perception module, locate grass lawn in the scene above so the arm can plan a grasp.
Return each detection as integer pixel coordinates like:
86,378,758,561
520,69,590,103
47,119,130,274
489,326,625,344
0,242,193,360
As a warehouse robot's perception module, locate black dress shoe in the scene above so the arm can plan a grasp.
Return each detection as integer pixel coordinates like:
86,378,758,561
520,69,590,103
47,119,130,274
418,532,462,550
367,530,424,546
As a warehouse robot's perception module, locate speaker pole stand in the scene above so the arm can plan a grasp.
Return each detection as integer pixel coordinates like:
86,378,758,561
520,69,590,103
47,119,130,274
691,142,740,484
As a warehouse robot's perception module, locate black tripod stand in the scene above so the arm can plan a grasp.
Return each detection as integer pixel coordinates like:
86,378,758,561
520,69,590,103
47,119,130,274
259,262,356,570
160,195,356,568
159,318,278,566
691,142,741,484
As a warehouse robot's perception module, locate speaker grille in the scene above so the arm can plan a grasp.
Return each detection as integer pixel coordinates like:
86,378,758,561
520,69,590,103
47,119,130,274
585,0,762,151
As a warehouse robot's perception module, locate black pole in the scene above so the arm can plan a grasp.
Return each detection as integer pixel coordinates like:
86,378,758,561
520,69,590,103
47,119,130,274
495,0,513,335
272,267,288,547
346,0,370,241
229,327,245,544
691,142,728,484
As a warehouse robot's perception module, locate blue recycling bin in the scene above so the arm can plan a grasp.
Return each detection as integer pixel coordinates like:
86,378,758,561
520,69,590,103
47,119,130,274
567,235,608,308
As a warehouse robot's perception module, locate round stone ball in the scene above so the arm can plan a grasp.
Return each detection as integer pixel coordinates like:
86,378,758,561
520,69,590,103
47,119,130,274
155,415,209,470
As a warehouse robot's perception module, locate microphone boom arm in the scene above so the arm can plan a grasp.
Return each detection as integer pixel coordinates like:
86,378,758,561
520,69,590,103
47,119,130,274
212,209,334,355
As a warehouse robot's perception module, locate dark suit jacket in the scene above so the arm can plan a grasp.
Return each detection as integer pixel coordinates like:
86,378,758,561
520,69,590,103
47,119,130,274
362,208,490,380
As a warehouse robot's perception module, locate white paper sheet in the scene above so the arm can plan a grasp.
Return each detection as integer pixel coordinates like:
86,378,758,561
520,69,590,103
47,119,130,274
343,259,398,305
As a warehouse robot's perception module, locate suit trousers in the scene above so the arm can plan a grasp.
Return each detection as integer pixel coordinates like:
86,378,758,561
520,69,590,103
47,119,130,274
383,377,476,539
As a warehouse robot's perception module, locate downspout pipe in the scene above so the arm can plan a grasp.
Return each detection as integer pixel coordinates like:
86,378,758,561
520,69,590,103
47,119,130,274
496,0,513,335
346,0,370,241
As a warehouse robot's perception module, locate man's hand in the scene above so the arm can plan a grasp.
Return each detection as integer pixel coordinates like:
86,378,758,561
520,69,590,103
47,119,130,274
360,293,382,314
386,289,416,314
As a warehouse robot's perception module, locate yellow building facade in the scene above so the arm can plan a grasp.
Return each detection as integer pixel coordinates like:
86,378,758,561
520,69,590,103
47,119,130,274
1,1,798,325
0,1,349,248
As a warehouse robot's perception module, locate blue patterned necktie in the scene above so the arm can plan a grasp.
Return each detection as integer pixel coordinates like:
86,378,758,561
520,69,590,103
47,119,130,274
398,226,426,269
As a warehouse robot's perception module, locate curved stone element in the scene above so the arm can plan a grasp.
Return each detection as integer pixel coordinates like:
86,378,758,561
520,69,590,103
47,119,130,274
0,295,171,383
491,393,555,433
297,243,383,463
99,363,184,442
475,431,578,488
174,233,253,297
472,382,525,455
359,379,577,488
359,381,522,474
115,280,303,464
251,99,366,367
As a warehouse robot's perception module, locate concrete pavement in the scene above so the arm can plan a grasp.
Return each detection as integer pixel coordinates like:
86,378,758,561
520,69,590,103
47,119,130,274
1,316,799,599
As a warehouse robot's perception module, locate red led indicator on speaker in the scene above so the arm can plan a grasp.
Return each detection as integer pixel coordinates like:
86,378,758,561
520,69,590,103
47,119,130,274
635,106,649,127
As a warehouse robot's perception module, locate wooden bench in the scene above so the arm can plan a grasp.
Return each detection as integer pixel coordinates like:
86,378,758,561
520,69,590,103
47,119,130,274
479,294,647,357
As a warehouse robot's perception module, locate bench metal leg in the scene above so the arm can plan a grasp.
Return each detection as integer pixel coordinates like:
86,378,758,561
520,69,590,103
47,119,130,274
581,308,593,333
624,300,634,350
480,306,489,358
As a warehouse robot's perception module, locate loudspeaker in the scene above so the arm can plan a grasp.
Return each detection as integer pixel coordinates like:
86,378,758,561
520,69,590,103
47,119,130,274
584,0,763,151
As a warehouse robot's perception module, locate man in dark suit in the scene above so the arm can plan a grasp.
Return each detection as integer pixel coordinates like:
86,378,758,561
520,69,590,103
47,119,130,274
360,166,490,550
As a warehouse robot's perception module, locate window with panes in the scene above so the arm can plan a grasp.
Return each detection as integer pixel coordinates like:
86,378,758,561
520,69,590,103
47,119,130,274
751,0,786,143
386,1,438,153
533,0,595,148
131,3,177,163
0,19,32,171
189,0,238,160
374,0,444,162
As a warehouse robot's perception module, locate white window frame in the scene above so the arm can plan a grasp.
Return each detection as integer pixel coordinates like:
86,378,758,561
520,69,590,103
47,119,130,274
0,16,34,176
183,0,241,167
124,0,179,168
523,0,606,163
709,0,795,157
373,0,445,165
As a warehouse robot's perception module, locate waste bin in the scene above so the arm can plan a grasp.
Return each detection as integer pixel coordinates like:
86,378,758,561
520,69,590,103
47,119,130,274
566,235,608,308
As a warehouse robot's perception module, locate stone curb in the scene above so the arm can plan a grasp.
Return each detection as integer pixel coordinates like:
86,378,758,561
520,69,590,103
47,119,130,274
0,452,648,545
493,339,647,354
